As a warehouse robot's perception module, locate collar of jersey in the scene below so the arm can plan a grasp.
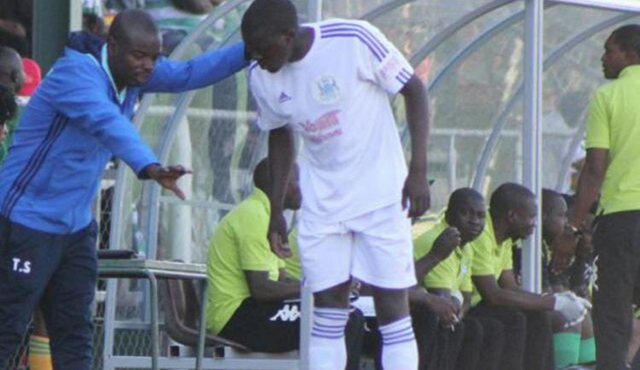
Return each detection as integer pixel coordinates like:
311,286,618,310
619,64,640,79
101,45,127,104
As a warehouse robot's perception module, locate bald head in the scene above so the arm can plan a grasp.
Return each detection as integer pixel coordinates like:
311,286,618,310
241,0,298,40
490,183,535,218
448,188,484,214
107,10,161,89
0,47,23,93
109,9,159,46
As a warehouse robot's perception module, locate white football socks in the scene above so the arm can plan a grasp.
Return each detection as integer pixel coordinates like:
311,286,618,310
379,316,418,370
309,307,350,370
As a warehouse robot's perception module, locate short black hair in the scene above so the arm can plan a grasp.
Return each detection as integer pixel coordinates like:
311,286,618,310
447,188,483,214
542,188,563,215
109,9,158,46
0,84,17,124
611,24,640,58
490,183,534,218
241,0,298,39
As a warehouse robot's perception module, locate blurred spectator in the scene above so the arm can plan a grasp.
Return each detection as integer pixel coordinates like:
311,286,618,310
18,57,41,97
0,0,33,57
144,0,221,55
83,13,109,40
0,46,24,94
0,85,17,144
0,46,23,164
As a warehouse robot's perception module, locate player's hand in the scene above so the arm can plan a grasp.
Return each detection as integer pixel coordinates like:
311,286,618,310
553,291,589,327
268,211,292,259
402,170,431,219
425,293,459,327
430,227,461,262
146,164,192,200
550,228,579,273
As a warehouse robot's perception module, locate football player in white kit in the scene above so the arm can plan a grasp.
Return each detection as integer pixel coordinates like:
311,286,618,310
242,1,430,368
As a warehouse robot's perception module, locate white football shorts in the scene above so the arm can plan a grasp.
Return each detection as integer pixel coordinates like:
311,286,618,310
297,202,416,293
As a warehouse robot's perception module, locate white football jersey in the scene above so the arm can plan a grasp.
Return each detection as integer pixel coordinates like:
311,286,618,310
250,19,415,223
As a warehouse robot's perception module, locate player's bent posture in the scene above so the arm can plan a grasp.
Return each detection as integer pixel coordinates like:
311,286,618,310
242,0,430,369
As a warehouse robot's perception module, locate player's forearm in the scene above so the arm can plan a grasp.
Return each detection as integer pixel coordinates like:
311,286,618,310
570,165,603,228
252,280,301,302
414,252,441,281
267,126,295,212
484,288,554,311
401,76,429,173
569,149,607,228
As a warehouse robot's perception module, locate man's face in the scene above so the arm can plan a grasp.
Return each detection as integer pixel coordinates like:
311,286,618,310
602,35,635,80
244,29,294,73
508,197,537,241
542,197,567,243
108,32,161,87
448,198,486,244
284,164,302,210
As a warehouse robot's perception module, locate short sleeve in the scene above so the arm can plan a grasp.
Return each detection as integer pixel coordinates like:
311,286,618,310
500,242,514,272
585,88,610,149
249,65,289,131
470,233,495,276
354,21,414,95
423,257,456,291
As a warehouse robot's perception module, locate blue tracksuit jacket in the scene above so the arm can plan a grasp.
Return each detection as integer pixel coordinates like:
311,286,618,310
0,32,248,234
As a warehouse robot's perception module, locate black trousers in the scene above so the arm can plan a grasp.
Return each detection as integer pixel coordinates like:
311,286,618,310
469,305,553,370
0,217,97,370
219,298,364,370
592,210,640,370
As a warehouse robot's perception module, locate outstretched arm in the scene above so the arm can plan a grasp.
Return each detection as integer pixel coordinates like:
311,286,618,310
142,43,249,93
399,75,430,218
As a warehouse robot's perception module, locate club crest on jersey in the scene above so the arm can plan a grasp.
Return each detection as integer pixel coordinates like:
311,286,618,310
313,75,341,104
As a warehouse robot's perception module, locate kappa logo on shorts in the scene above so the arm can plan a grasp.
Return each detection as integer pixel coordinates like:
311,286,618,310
269,304,300,322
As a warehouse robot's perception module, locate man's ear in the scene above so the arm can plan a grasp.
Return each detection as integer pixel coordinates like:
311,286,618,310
283,28,296,43
107,35,118,57
506,210,516,224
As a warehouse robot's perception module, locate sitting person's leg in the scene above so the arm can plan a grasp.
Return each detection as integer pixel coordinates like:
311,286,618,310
453,317,482,370
578,311,595,366
469,304,526,370
218,297,301,352
410,307,438,370
473,316,505,370
523,310,554,370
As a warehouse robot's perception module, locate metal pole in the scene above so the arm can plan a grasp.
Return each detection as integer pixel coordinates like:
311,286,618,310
522,0,544,293
307,0,322,22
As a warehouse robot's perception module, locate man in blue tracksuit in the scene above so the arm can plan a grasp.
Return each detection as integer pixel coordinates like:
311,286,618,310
0,9,249,369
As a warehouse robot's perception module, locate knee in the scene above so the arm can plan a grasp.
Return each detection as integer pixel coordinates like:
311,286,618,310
372,287,409,324
314,280,352,308
463,318,483,343
526,310,554,335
